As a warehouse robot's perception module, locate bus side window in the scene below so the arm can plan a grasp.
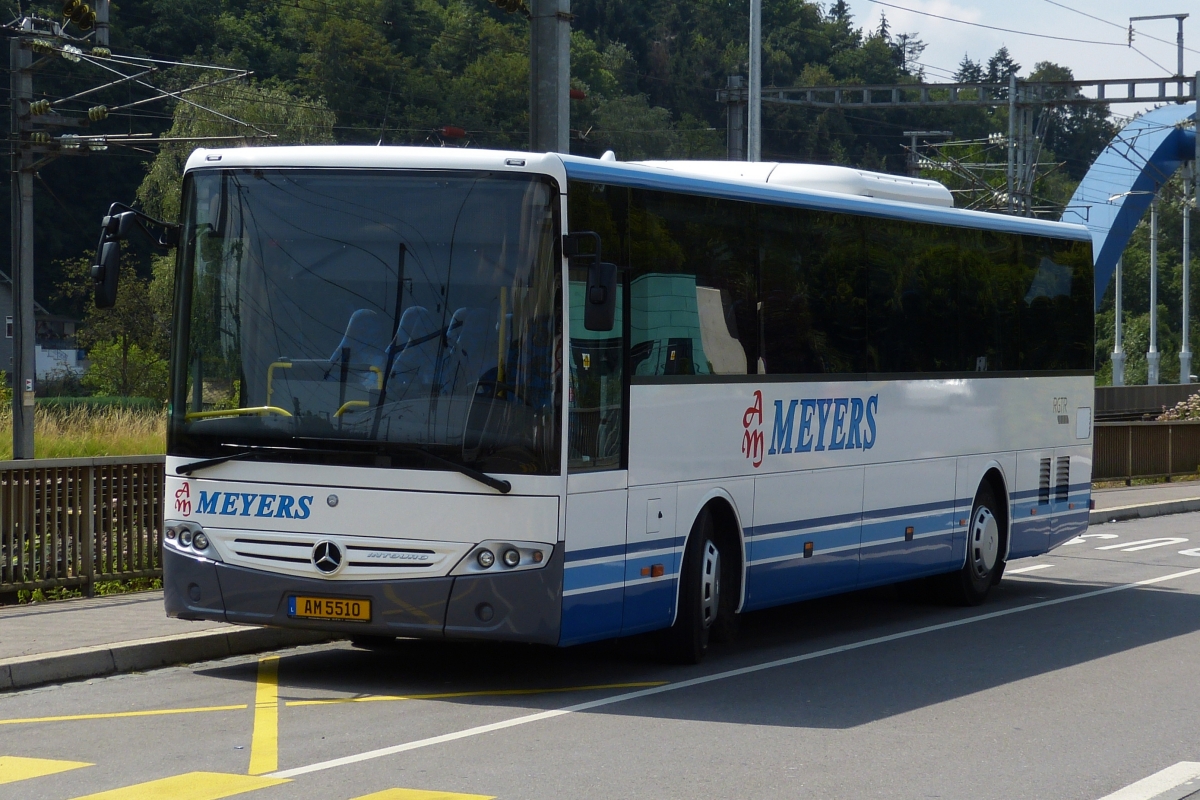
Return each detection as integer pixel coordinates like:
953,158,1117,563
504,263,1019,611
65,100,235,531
627,190,757,376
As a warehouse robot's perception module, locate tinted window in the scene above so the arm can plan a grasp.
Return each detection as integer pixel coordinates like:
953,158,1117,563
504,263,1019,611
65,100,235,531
626,189,759,376
566,180,1093,378
759,204,869,374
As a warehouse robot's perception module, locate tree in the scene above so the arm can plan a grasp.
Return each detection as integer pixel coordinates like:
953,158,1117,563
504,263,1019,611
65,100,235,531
955,54,985,83
986,47,1021,83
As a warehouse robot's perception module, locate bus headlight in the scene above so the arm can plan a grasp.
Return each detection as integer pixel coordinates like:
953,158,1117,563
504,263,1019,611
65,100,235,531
192,532,209,551
179,528,194,547
453,541,552,575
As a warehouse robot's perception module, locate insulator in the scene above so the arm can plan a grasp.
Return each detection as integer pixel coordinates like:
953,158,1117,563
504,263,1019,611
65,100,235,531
30,39,56,55
30,132,50,145
28,99,51,116
90,47,111,58
440,125,466,139
79,9,96,30
88,105,108,121
62,0,80,17
68,2,92,25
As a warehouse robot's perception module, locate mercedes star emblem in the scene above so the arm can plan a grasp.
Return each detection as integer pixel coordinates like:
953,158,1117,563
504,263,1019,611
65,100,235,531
312,540,343,574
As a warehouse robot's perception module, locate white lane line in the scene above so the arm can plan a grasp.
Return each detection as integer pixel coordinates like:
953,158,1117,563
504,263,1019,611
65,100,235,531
269,566,1200,780
1096,761,1200,800
1097,538,1190,553
1006,564,1055,575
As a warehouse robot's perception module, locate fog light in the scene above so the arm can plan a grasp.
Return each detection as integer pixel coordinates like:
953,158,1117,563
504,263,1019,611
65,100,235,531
502,548,520,568
476,549,495,568
192,532,209,551
179,528,194,547
165,526,177,540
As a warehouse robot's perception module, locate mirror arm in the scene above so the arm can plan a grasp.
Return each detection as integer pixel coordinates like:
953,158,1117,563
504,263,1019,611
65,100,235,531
100,201,181,251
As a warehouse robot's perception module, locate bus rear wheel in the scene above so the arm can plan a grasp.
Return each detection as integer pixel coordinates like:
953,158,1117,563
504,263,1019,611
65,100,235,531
663,510,723,664
945,483,1003,606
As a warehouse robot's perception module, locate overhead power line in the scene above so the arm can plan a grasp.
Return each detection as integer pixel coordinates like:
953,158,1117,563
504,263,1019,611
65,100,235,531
864,0,1129,46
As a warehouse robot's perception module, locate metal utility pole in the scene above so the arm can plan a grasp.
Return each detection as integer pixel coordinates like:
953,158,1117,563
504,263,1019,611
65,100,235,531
902,131,952,177
1149,195,1161,386
719,76,747,161
10,32,35,458
94,0,109,46
1130,13,1188,96
529,0,570,153
1113,257,1126,386
1006,73,1016,214
1183,163,1193,384
747,0,761,162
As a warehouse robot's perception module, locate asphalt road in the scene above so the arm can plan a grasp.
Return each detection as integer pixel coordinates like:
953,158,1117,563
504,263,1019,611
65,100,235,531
7,513,1200,800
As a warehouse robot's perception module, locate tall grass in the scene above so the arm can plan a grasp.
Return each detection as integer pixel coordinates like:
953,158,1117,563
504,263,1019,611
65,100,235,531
0,405,165,460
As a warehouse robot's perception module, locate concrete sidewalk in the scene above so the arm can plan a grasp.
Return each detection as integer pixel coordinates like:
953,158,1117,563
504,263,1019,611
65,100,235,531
1091,480,1200,524
0,591,333,692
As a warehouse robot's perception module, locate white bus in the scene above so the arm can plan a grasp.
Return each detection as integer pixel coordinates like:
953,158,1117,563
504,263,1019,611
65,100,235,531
93,147,1094,662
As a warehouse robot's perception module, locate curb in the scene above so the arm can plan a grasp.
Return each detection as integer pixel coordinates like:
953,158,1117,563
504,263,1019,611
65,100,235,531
0,626,336,692
1090,497,1200,526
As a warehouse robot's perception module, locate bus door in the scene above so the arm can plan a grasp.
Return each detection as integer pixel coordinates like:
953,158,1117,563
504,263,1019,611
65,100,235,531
859,459,958,585
560,276,628,645
1010,451,1054,557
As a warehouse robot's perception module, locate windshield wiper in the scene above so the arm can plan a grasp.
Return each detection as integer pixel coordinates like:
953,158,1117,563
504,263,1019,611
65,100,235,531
175,442,512,494
392,445,512,494
176,449,257,475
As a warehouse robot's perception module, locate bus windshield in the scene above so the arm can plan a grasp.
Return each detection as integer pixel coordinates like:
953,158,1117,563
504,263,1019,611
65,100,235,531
169,168,562,476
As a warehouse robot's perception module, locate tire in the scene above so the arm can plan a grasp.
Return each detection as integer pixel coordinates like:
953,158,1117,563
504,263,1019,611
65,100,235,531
944,483,1004,606
663,510,723,664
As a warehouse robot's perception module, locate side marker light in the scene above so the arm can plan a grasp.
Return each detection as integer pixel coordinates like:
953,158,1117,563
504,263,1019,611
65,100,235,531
532,550,544,563
650,564,664,578
803,541,814,558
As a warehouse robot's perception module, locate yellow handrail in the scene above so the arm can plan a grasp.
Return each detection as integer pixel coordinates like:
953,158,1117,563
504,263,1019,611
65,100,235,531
185,406,293,421
369,366,383,389
266,361,293,406
333,400,369,418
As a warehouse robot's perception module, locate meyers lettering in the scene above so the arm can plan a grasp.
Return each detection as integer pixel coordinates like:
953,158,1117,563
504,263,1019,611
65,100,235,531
195,490,315,519
767,393,879,456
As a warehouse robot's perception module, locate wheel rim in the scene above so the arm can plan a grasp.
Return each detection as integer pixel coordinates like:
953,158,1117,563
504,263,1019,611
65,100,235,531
700,540,720,629
969,506,1000,579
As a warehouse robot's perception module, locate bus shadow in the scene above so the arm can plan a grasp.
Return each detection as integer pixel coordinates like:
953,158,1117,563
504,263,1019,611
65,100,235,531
196,574,1200,730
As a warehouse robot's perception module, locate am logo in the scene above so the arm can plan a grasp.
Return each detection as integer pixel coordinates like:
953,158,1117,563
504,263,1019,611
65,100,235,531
741,390,880,469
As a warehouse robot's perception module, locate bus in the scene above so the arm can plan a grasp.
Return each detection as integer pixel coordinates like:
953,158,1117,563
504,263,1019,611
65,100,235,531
92,147,1094,663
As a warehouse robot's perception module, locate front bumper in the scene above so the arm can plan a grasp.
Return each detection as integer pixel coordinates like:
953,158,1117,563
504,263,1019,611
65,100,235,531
164,543,564,645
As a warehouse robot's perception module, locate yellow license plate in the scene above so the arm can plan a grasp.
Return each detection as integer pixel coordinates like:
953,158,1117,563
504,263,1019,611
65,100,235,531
289,595,371,622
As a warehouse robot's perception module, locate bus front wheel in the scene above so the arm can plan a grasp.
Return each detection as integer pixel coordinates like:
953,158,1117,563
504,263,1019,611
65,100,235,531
663,510,723,664
945,483,1004,606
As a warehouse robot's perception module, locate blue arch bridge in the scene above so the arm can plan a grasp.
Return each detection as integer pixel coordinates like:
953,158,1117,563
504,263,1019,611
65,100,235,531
1063,101,1197,386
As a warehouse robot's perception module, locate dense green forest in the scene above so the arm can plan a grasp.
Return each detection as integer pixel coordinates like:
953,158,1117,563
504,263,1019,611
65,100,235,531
0,0,1187,393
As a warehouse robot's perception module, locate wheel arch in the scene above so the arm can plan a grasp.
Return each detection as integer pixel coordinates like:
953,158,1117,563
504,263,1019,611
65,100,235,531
673,488,748,625
974,462,1012,565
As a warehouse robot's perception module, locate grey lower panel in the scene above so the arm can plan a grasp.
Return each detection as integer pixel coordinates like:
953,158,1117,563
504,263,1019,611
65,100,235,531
444,545,563,645
163,547,227,622
162,544,564,644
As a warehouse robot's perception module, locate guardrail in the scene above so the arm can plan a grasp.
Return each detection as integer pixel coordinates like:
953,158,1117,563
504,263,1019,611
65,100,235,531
1094,421,1200,482
0,455,165,597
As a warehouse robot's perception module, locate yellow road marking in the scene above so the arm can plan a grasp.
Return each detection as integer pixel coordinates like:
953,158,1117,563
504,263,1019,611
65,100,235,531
248,656,280,776
351,790,494,800
0,705,248,726
0,755,92,784
69,771,288,800
286,680,668,707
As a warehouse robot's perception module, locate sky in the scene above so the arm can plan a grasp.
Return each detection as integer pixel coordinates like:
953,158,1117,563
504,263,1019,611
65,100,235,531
840,0,1196,118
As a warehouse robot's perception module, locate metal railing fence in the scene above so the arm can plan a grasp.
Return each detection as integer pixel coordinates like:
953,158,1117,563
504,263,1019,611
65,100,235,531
1093,421,1200,482
0,455,165,596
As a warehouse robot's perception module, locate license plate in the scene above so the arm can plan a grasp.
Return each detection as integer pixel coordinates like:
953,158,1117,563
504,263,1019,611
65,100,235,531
288,595,371,623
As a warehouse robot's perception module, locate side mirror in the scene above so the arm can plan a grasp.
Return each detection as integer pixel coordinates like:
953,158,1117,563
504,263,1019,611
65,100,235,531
584,262,618,331
91,239,121,309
